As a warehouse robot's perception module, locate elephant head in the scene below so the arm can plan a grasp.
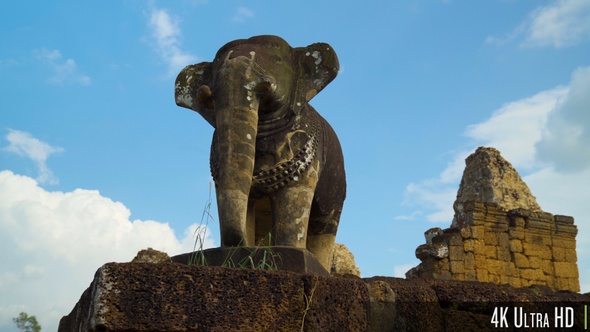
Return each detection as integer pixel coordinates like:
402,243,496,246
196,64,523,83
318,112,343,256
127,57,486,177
175,35,340,249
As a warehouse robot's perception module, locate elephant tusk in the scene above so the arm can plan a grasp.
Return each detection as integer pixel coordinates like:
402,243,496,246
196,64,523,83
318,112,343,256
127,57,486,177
224,50,234,62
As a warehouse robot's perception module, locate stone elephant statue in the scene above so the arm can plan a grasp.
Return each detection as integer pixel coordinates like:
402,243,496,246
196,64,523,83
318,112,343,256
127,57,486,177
175,35,346,269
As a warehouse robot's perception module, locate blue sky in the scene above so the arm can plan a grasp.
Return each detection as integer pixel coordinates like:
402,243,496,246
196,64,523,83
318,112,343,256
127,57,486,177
2,0,590,330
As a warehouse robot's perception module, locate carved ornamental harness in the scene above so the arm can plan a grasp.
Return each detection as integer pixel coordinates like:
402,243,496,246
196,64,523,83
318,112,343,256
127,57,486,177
210,113,320,193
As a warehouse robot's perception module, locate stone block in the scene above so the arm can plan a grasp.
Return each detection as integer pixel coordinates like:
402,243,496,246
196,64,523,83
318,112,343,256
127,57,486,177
58,262,370,332
493,260,510,275
476,269,489,283
460,226,471,239
450,261,465,274
506,263,518,277
435,270,453,280
488,273,500,284
484,232,498,246
424,227,443,244
528,256,541,269
508,277,522,288
541,260,553,276
448,234,464,246
554,215,574,224
555,223,578,236
512,253,529,268
497,246,511,261
522,243,551,259
525,233,546,245
452,273,466,280
521,268,545,282
416,242,449,260
473,239,486,252
484,245,497,259
463,239,474,252
470,226,484,239
474,254,487,269
464,269,477,281
449,245,465,261
500,274,510,285
509,229,525,240
171,246,329,276
366,281,397,332
552,246,566,262
498,232,509,247
545,276,556,290
565,248,577,262
552,237,576,249
554,262,579,279
556,278,570,291
509,239,523,253
331,243,361,276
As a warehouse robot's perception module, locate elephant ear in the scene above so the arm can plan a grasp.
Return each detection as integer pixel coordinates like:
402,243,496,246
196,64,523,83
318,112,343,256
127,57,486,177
292,43,339,115
175,62,216,127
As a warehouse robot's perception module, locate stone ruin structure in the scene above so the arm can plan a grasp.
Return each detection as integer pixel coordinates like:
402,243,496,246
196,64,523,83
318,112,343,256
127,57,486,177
407,147,580,292
59,146,589,331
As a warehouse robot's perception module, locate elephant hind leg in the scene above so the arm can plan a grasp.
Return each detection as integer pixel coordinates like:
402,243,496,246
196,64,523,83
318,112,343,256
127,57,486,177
270,185,316,249
307,207,340,271
307,233,336,272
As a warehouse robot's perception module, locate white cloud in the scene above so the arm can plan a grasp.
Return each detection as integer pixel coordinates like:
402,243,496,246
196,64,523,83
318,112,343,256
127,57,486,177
486,0,590,48
232,6,255,23
401,181,457,223
536,66,590,171
398,66,590,292
465,87,568,170
0,170,214,331
393,264,416,278
3,129,64,185
35,49,91,86
148,7,198,76
524,0,590,48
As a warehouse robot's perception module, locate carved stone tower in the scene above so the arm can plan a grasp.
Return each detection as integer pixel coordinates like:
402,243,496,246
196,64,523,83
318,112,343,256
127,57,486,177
407,147,579,292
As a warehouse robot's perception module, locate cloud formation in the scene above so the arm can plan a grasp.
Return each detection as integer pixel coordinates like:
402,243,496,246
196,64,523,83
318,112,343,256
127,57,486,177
524,0,590,48
486,0,590,48
35,49,91,85
148,7,198,76
3,129,64,185
536,66,590,171
397,66,590,292
0,170,214,331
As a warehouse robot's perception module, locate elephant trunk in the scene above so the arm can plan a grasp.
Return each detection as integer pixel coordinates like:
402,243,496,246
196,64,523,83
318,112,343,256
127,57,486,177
211,53,275,247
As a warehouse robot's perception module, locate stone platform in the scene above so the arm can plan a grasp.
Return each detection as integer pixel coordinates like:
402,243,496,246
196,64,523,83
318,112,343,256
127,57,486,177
58,262,589,332
170,246,330,276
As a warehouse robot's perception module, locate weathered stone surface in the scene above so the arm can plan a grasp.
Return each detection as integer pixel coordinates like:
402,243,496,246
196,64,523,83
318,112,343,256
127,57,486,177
175,35,346,271
170,246,330,276
59,263,590,331
452,147,541,227
409,147,580,292
330,243,361,276
131,247,171,263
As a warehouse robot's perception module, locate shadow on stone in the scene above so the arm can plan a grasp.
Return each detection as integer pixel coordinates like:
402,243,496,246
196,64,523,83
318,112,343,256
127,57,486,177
171,246,330,276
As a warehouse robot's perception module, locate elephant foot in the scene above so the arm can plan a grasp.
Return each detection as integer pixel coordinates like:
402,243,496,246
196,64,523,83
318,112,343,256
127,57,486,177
217,189,251,246
307,234,336,271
